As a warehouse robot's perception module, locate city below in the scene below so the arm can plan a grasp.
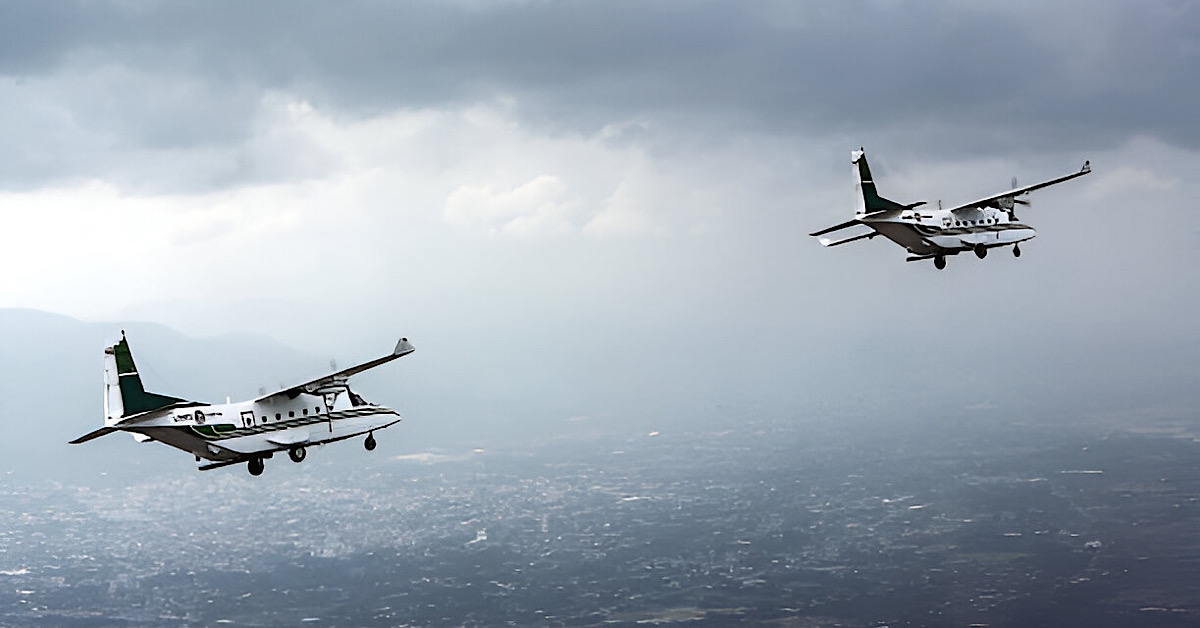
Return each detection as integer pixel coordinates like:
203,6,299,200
2,412,1199,627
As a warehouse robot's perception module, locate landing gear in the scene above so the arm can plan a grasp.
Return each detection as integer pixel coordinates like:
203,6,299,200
364,433,377,451
974,244,987,259
934,255,946,270
247,457,264,476
288,446,306,463
1013,244,1022,258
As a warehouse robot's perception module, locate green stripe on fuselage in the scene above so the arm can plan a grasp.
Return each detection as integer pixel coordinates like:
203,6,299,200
187,407,398,440
192,424,239,438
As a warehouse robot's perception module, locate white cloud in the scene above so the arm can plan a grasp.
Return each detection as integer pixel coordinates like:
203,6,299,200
444,175,581,237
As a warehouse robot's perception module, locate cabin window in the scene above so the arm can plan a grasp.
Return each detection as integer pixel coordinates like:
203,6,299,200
275,413,281,421
303,408,309,416
315,406,320,414
289,411,295,418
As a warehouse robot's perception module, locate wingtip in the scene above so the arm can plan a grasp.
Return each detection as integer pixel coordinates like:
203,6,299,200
393,337,416,356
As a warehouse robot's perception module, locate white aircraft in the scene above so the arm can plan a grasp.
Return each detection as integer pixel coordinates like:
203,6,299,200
811,149,1091,269
70,333,414,476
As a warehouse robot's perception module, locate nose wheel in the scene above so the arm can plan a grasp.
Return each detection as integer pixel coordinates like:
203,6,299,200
364,433,377,451
1013,244,1022,258
247,457,265,476
934,255,946,270
974,244,987,259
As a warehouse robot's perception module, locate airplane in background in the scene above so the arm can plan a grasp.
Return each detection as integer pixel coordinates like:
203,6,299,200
70,333,414,476
811,149,1091,269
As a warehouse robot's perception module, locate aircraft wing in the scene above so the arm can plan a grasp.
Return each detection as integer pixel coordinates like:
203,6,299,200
946,161,1091,213
253,337,415,402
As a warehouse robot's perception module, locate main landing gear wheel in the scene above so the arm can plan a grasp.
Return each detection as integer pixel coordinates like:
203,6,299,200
248,457,265,476
934,255,946,270
1013,244,1022,258
974,244,987,259
364,433,377,451
288,446,306,463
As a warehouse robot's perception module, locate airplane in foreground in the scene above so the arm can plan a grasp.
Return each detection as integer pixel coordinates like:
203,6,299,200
811,149,1091,269
71,333,414,476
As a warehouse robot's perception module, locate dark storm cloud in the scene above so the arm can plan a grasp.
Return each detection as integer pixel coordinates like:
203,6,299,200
1,1,1196,188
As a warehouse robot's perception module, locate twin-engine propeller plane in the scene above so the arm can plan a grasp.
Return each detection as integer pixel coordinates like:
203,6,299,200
811,149,1091,269
70,333,414,476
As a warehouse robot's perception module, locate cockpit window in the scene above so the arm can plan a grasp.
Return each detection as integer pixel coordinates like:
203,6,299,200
348,391,369,407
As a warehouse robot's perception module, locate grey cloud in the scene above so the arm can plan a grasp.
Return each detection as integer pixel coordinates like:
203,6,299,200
0,1,1196,190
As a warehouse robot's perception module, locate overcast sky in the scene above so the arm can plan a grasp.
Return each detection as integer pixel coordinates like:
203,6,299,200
2,1,1198,437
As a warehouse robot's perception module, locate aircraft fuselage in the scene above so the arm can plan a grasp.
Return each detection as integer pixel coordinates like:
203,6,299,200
123,388,400,468
864,206,1036,258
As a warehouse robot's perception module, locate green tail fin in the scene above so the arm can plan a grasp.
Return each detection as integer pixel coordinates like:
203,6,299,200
111,335,187,417
853,149,908,214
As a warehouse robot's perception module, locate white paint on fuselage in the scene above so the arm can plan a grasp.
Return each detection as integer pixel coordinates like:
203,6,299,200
127,387,401,464
862,206,1036,256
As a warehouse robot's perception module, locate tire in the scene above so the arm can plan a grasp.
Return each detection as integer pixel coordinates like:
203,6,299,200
1013,244,1022,258
288,446,306,463
248,457,264,476
364,433,377,451
974,244,987,259
934,255,946,270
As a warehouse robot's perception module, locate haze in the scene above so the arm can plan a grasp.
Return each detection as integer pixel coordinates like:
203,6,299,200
0,1,1197,470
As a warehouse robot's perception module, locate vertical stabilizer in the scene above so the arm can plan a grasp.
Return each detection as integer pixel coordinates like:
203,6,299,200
104,333,186,425
103,346,124,425
853,149,908,215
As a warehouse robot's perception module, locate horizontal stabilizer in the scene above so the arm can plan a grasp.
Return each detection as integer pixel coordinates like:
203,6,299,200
810,209,897,238
810,218,861,238
69,426,120,445
819,232,878,247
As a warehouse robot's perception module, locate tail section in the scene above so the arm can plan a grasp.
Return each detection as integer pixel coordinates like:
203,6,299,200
104,333,186,426
852,149,909,215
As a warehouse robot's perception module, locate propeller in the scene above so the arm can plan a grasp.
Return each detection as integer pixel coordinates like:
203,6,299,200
1003,176,1029,220
1011,176,1031,206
